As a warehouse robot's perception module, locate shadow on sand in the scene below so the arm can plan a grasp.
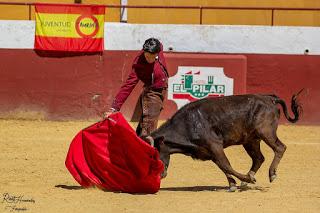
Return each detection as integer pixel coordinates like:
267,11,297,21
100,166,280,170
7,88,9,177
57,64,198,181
55,185,84,190
160,185,269,192
55,184,269,193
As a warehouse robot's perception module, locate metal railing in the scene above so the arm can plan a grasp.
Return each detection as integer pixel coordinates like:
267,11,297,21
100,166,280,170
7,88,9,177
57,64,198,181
0,1,319,25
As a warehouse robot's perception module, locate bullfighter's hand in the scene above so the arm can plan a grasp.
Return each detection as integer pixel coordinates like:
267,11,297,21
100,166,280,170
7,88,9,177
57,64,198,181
102,108,117,119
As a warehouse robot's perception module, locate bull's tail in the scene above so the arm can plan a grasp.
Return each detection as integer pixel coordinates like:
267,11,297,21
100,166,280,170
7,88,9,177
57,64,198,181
271,89,304,123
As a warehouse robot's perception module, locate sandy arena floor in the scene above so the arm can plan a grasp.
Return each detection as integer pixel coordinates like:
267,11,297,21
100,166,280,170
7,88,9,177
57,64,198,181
0,119,319,213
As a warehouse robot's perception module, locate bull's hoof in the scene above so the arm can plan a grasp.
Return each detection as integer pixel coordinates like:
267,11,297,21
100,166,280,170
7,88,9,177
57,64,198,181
240,181,248,188
227,185,237,192
249,173,256,184
269,174,277,183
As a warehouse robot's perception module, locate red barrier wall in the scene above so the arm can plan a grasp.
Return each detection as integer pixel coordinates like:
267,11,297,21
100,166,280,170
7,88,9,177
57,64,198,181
245,54,320,124
0,49,319,124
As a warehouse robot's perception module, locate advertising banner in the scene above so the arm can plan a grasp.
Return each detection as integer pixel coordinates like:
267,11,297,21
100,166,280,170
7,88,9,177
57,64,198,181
168,66,234,109
34,4,105,52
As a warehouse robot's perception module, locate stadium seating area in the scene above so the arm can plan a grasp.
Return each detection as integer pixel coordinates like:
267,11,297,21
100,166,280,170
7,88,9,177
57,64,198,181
0,0,319,26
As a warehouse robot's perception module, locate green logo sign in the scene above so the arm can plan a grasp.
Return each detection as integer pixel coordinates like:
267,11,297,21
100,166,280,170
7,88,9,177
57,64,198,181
168,67,234,109
174,74,225,99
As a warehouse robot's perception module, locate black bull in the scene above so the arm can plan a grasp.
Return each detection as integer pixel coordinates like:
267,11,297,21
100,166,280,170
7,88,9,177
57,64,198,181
149,91,303,191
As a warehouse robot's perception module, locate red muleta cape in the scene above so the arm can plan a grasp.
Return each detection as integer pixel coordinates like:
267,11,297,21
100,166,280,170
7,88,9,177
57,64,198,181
65,112,164,194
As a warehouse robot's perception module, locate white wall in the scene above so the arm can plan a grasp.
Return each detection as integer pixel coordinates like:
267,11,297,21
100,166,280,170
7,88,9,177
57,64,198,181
0,20,320,55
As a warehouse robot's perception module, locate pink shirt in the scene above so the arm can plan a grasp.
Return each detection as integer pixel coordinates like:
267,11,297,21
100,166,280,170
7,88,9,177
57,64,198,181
111,50,168,111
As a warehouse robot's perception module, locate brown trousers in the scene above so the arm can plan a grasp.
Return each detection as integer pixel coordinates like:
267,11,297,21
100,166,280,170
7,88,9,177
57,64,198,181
136,88,166,138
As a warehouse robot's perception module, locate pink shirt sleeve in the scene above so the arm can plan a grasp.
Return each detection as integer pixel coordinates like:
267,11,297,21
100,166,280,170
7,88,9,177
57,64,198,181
111,69,139,111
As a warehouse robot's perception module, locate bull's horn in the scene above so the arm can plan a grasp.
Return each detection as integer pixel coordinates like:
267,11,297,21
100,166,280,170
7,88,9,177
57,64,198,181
144,136,154,147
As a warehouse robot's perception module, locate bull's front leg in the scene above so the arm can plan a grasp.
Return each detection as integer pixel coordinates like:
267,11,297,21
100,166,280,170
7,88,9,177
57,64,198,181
224,173,237,192
211,161,238,192
210,143,256,186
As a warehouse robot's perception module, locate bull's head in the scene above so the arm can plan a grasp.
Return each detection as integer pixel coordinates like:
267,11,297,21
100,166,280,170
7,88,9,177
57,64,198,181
153,136,170,179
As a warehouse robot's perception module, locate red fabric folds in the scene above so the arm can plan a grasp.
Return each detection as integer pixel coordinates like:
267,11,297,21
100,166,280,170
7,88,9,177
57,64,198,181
65,112,164,194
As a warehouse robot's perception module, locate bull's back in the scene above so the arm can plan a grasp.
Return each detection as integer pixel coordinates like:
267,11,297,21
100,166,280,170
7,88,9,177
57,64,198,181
180,94,268,120
171,94,278,144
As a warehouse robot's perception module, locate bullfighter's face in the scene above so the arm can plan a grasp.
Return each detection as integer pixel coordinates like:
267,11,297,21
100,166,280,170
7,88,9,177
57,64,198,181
144,51,158,64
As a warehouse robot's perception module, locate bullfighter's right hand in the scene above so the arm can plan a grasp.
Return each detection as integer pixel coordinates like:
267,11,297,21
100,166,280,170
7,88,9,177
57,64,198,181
102,108,118,119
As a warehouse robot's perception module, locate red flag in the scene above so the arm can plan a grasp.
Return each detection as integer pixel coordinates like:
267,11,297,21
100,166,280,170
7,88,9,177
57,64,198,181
34,3,105,52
